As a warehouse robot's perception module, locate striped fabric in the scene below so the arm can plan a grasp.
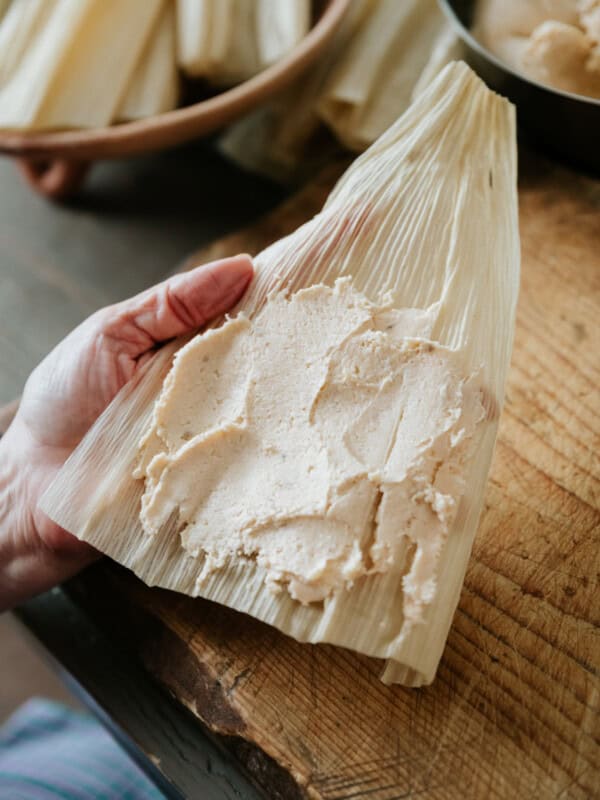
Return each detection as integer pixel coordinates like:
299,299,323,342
0,698,166,799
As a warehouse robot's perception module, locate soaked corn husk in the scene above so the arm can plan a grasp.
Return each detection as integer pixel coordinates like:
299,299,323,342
176,0,291,85
317,0,444,151
411,21,465,100
0,0,57,88
40,63,520,686
118,2,179,122
0,0,163,130
256,0,311,67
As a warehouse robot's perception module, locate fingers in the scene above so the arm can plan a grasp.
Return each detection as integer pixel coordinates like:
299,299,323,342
104,254,254,355
164,254,254,335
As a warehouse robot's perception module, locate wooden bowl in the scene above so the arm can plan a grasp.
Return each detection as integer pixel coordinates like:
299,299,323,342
1,0,350,199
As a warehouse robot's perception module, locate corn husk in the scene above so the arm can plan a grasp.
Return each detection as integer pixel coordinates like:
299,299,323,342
0,0,57,87
175,0,261,84
264,0,375,163
256,0,311,66
210,0,261,86
175,0,211,75
411,21,466,99
0,0,87,127
317,0,445,150
0,0,164,130
118,3,179,122
175,0,234,77
40,63,520,686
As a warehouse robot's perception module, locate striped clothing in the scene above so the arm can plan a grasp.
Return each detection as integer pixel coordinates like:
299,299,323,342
0,699,165,799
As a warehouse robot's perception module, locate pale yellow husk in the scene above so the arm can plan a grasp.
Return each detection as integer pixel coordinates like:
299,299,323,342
0,0,163,130
40,63,520,686
0,0,89,128
256,0,311,67
175,0,261,84
317,0,445,150
411,21,465,99
118,2,179,122
210,0,261,86
175,0,233,77
0,0,57,87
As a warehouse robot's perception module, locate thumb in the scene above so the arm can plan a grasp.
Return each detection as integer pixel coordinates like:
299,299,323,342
108,254,254,353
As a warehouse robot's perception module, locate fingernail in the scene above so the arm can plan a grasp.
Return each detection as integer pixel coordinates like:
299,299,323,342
216,257,253,295
229,254,254,276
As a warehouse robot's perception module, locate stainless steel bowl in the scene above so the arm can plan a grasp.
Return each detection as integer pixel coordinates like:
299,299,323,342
439,0,600,175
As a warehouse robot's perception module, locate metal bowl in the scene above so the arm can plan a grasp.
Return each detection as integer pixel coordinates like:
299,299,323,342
439,0,600,175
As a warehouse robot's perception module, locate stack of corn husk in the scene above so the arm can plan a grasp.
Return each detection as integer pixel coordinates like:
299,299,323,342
40,62,520,687
0,0,173,128
176,0,310,86
0,0,311,129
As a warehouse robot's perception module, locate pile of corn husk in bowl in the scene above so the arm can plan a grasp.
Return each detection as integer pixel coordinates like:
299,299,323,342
0,0,314,130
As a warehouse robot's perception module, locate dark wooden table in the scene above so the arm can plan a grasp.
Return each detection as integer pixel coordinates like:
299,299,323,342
0,140,287,407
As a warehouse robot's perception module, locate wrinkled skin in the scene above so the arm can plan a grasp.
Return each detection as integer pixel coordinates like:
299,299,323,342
0,255,253,612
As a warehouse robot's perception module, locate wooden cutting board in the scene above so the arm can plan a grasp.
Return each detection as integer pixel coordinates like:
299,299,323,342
4,151,599,799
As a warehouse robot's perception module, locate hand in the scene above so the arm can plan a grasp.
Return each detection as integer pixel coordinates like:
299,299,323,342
0,255,253,611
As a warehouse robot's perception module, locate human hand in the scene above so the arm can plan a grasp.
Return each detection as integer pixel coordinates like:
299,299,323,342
0,255,253,611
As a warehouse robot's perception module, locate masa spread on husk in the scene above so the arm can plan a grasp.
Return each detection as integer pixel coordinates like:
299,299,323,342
135,278,484,614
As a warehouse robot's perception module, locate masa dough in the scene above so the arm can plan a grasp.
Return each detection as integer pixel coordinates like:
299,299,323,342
135,279,484,612
474,0,600,98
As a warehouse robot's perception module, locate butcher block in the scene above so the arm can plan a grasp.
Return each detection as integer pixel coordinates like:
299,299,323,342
3,148,599,799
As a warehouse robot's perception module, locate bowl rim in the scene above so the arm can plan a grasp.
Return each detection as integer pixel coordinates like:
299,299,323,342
0,0,351,160
439,0,600,108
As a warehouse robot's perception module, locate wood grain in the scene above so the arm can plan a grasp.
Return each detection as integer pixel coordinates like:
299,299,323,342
8,151,600,799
